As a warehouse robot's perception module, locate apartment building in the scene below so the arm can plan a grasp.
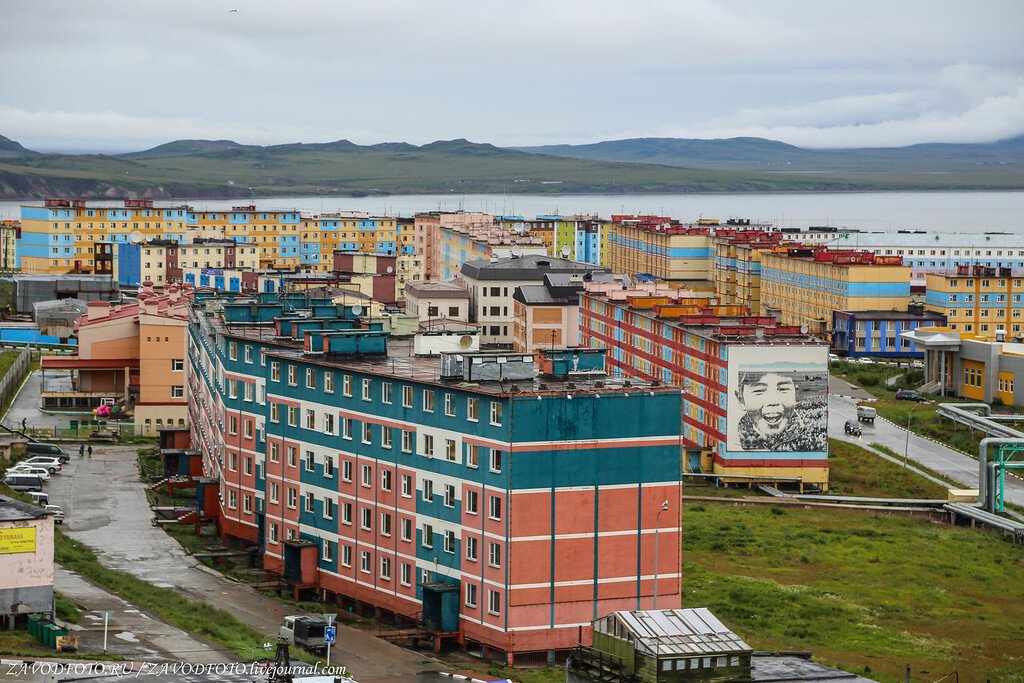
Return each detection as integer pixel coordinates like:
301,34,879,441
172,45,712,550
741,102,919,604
414,212,497,280
606,217,713,283
404,279,471,325
511,273,628,352
187,292,684,664
461,255,610,346
760,247,910,337
818,232,1024,291
712,231,793,312
925,265,1024,341
831,307,945,358
579,282,829,490
0,220,19,270
40,284,190,435
552,216,608,266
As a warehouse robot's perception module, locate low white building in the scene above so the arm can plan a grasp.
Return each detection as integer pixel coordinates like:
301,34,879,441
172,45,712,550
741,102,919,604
0,495,55,627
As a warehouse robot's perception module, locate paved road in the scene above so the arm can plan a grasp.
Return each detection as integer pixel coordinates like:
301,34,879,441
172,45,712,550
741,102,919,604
828,388,1024,507
2,370,91,429
44,447,445,681
54,567,233,664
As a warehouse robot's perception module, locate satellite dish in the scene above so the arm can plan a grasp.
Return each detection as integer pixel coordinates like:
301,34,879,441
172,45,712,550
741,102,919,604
459,335,473,348
560,246,570,258
351,304,363,316
130,231,144,244
800,324,808,334
386,266,394,274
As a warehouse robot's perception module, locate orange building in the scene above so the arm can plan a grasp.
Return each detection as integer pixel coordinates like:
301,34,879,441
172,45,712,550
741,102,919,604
40,283,190,436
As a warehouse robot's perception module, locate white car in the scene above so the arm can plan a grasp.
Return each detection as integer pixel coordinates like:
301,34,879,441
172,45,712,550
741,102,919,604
18,456,62,474
44,504,64,524
8,465,50,481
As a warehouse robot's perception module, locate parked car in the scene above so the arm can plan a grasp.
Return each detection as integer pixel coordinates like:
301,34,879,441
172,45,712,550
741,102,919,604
26,491,49,506
18,456,62,473
25,443,70,463
856,406,876,424
844,420,863,436
895,389,927,402
7,464,50,481
3,474,44,492
279,616,328,654
43,504,64,524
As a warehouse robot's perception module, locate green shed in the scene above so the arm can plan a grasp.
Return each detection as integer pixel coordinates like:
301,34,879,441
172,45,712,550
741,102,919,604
587,609,753,683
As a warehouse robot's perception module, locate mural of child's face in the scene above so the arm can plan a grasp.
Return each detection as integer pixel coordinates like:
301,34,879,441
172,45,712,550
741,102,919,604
739,373,797,430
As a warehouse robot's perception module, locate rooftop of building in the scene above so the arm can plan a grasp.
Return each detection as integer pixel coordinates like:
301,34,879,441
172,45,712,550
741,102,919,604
0,494,48,523
927,265,1023,278
461,254,610,280
514,273,626,305
835,308,945,320
78,284,189,327
405,278,470,299
763,246,905,267
193,293,676,397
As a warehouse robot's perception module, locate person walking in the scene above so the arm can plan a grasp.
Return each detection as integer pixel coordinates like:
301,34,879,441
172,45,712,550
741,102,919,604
87,445,92,458
79,444,85,458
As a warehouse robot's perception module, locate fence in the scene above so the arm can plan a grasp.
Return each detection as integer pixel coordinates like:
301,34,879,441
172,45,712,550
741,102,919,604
0,347,31,412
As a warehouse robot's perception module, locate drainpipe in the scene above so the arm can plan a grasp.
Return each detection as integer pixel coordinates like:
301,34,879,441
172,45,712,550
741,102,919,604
977,438,1023,511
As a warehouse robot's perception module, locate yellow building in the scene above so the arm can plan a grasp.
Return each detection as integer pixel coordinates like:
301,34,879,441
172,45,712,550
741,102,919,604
925,266,1024,340
712,232,794,312
0,220,19,270
606,220,713,282
760,247,910,337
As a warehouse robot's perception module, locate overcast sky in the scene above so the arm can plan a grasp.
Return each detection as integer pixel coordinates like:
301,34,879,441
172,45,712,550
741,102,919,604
2,0,1023,153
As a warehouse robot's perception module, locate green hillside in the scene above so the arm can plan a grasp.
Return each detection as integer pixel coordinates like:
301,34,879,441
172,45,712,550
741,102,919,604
1,135,1023,199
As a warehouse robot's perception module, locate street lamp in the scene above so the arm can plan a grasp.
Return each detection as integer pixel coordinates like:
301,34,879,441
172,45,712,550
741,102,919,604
653,499,669,610
903,401,929,468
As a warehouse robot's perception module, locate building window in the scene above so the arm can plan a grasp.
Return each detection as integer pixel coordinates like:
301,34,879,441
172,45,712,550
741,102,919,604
360,551,371,573
444,530,456,553
382,381,392,404
361,507,372,531
490,401,502,426
341,545,352,567
380,512,392,537
304,450,315,472
324,372,334,393
444,393,455,416
342,460,352,482
422,479,434,502
488,590,501,616
287,446,296,467
382,427,393,449
402,385,413,407
323,497,334,520
228,342,238,360
489,542,501,568
401,517,412,542
305,409,316,430
171,385,184,398
343,374,352,397
444,484,456,508
380,556,391,581
490,449,503,474
362,422,372,444
324,456,334,478
268,522,277,543
269,442,280,462
401,474,412,497
361,464,372,487
465,583,477,608
362,378,372,401
304,492,314,513
422,434,434,458
423,389,434,412
306,368,315,389
324,413,334,434
467,397,479,421
341,501,352,525
343,418,353,439
422,523,434,548
270,403,280,423
402,430,413,453
466,536,478,561
172,358,184,371
287,365,297,386
286,487,296,509
287,406,298,427
400,562,411,586
489,495,502,520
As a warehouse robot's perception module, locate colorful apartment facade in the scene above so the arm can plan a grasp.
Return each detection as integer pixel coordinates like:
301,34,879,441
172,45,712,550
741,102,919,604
0,220,19,270
606,217,713,283
17,200,401,276
187,292,684,664
579,283,829,490
831,308,945,358
924,265,1024,341
40,284,189,435
712,231,792,312
760,247,910,337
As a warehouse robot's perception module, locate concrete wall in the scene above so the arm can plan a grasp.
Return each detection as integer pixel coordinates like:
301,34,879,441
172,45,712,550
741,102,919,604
0,516,54,615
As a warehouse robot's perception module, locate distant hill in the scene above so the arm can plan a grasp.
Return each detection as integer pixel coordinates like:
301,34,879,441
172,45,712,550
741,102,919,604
1,134,1023,200
0,135,39,159
514,135,1024,171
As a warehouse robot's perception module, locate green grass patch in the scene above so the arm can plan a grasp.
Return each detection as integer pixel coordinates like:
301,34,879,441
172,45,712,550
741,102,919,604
679,503,1024,682
53,529,316,663
826,438,948,499
54,591,81,624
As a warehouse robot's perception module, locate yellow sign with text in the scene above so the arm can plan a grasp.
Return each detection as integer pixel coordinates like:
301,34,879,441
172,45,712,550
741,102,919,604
0,527,37,554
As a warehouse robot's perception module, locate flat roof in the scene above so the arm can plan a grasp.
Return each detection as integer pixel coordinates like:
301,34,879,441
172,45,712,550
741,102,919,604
836,309,945,321
0,494,48,522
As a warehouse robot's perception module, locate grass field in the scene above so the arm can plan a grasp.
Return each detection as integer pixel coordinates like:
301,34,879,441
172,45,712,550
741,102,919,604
679,503,1024,682
826,438,949,499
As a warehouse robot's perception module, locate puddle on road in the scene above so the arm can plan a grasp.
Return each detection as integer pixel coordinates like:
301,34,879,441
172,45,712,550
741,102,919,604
114,631,140,642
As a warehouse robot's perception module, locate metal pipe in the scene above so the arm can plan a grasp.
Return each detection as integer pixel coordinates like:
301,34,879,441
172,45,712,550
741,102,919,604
978,438,1023,511
682,472,803,482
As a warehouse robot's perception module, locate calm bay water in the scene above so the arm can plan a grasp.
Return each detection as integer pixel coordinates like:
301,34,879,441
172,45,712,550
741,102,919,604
2,191,1023,234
